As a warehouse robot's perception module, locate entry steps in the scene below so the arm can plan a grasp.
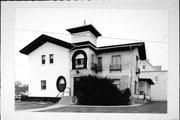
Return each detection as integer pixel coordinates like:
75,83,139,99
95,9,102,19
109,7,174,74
58,96,74,105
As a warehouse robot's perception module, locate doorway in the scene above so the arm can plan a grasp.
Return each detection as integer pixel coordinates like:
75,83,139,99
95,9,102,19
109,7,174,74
74,77,80,96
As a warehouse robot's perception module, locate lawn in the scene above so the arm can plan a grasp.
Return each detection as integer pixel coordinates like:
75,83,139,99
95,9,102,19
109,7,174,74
38,101,167,113
15,101,55,110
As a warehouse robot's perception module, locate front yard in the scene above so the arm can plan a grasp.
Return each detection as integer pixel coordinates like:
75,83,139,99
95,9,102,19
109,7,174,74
38,101,167,113
15,101,167,113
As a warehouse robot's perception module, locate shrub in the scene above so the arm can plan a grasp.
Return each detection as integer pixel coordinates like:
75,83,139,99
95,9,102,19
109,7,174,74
21,94,28,101
74,75,131,105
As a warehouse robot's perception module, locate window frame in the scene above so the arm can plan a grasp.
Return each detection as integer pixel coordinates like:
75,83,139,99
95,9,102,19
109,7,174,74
110,55,121,71
97,57,102,71
72,50,87,69
75,58,85,68
41,80,46,90
111,55,121,65
41,55,46,64
49,54,54,64
143,65,145,69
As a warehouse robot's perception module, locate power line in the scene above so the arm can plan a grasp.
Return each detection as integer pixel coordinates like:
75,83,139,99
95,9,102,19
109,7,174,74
16,28,70,35
101,36,168,43
16,28,168,43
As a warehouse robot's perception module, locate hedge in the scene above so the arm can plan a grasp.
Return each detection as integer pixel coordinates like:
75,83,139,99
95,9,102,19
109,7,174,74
74,75,131,105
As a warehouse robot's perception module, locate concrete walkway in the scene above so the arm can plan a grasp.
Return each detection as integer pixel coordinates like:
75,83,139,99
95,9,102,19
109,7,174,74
18,103,142,112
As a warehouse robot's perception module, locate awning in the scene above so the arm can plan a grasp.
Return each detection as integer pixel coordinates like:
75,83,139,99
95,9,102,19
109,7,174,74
139,78,154,85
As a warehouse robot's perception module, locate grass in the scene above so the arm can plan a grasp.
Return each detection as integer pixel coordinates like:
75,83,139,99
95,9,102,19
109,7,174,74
38,101,167,113
15,101,55,110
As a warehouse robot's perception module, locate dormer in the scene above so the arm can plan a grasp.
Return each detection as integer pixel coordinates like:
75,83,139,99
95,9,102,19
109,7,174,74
66,24,101,46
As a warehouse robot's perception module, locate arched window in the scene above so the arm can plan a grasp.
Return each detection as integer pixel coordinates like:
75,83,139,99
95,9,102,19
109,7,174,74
72,50,87,69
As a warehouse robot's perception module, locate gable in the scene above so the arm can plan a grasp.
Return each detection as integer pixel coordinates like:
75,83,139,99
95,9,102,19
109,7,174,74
139,60,157,71
20,34,74,55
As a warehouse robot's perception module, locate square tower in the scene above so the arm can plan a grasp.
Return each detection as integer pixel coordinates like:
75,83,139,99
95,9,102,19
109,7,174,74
66,24,101,46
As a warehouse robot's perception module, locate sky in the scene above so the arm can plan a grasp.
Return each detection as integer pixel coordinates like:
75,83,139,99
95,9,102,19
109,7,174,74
15,8,168,84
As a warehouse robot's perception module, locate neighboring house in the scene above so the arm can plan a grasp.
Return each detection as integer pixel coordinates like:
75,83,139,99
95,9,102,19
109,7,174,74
139,60,167,101
20,24,148,104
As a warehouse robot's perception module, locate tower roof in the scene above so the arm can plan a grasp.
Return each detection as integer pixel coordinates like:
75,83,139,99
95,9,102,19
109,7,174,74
66,24,102,37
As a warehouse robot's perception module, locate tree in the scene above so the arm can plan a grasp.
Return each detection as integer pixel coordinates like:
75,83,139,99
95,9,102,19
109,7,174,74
15,80,22,87
15,80,28,95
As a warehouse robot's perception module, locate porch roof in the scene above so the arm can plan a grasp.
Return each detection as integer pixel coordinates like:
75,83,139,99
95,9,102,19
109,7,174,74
139,78,154,85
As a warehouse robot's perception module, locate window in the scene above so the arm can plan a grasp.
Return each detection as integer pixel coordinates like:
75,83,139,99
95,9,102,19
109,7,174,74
72,50,87,69
49,54,54,64
97,57,102,71
112,55,121,65
136,56,139,69
143,65,145,69
155,77,158,82
91,54,97,70
75,54,85,68
41,80,46,90
135,56,140,74
134,81,137,94
91,54,95,63
42,55,45,64
110,55,121,71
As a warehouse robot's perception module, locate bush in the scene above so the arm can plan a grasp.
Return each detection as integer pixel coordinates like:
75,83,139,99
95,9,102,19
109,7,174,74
74,75,131,105
21,94,28,101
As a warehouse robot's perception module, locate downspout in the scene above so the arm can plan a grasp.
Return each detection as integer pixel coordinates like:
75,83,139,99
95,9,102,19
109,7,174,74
129,45,133,103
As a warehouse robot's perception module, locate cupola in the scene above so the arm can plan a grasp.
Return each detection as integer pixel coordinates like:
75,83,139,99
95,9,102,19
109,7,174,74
66,24,101,46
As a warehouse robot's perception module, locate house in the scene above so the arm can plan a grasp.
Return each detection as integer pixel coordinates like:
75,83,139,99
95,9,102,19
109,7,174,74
139,60,167,101
20,24,149,104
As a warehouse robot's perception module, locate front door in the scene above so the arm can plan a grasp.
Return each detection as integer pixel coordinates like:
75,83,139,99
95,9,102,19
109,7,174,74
74,77,80,96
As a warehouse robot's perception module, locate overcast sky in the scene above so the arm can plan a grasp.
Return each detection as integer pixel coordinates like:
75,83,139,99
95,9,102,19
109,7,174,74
15,8,168,84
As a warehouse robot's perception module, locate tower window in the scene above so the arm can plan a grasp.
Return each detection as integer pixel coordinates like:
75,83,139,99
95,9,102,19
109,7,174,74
75,54,84,68
72,50,87,69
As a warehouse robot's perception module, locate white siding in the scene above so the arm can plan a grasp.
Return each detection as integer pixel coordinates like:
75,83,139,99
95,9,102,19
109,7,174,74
140,71,167,100
28,42,70,97
139,60,156,71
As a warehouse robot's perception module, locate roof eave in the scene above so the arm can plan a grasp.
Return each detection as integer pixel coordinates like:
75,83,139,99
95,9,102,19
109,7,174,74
19,34,73,55
66,24,102,37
